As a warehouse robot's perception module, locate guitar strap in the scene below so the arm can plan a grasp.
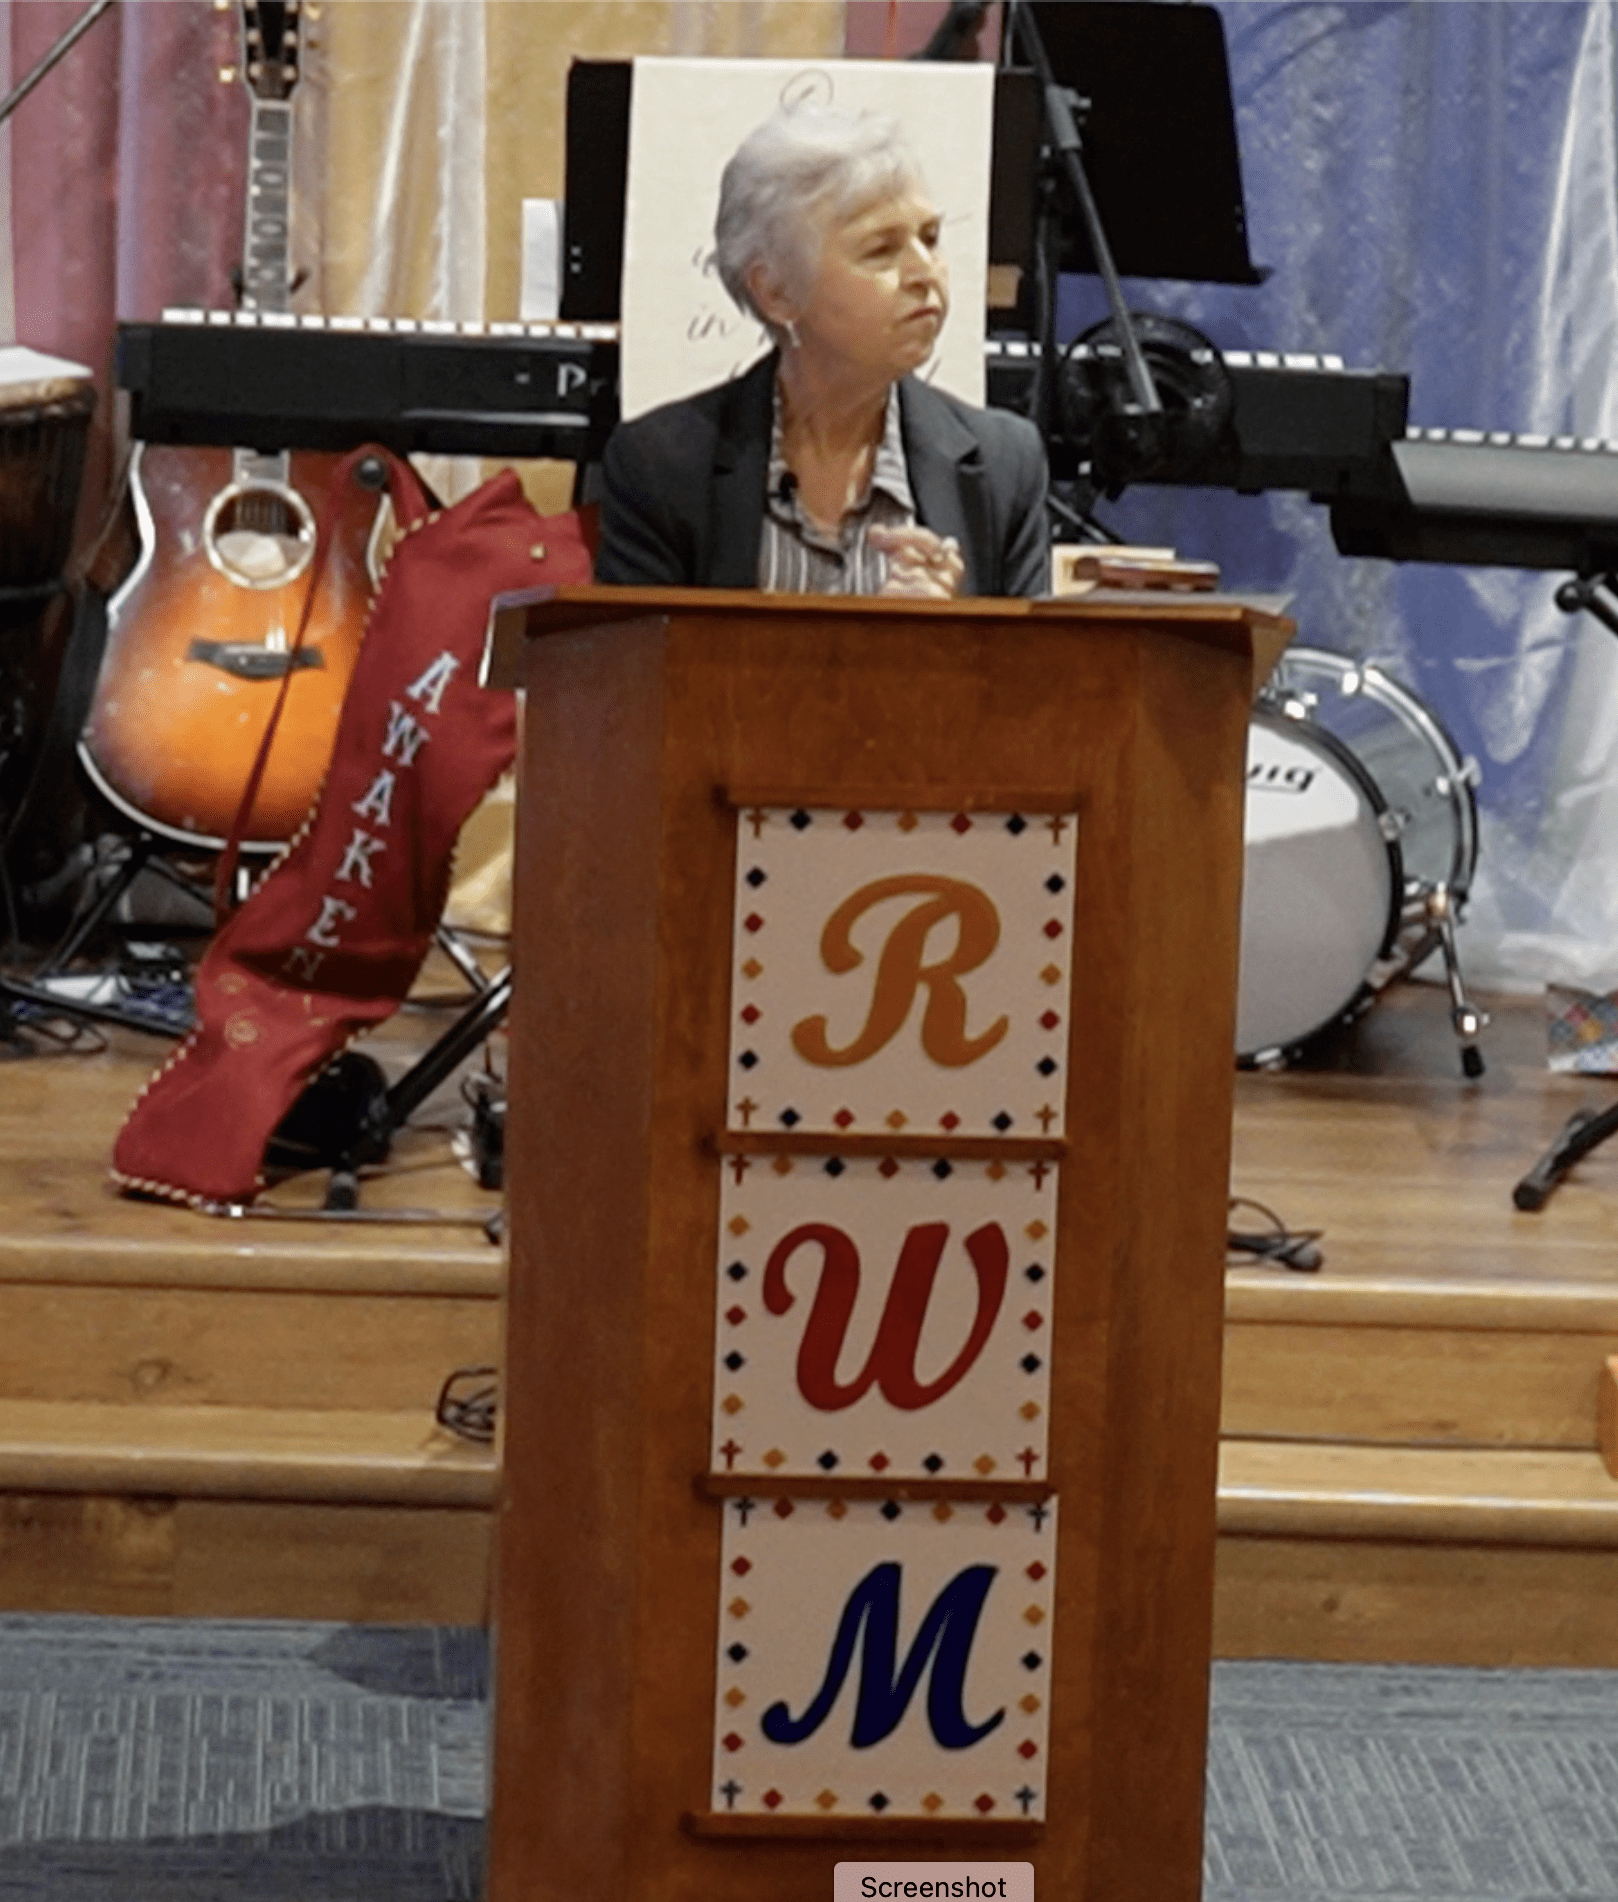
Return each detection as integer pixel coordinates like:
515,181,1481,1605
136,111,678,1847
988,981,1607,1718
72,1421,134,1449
111,454,592,1207
210,445,418,916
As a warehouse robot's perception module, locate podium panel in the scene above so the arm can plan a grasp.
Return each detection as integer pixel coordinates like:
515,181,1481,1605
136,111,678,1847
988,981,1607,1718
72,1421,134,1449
488,587,1283,1902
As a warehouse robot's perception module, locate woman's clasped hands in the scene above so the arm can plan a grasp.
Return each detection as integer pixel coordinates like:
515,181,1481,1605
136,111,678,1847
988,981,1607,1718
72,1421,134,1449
871,522,963,599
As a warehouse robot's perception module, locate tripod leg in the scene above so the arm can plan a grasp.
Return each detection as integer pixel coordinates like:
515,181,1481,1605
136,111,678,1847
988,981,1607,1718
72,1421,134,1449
1513,1099,1618,1211
324,1166,361,1212
383,967,512,1133
39,833,157,973
289,973,511,1216
434,924,491,996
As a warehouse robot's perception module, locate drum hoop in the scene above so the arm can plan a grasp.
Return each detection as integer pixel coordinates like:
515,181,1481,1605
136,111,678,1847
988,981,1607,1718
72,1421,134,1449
1356,660,1480,895
1256,704,1407,963
1273,647,1478,899
0,388,96,427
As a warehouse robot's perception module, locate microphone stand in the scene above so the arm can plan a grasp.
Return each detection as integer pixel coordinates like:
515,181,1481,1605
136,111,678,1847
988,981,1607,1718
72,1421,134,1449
995,5,1307,1270
0,0,116,130
1512,573,1618,1209
1000,0,1162,455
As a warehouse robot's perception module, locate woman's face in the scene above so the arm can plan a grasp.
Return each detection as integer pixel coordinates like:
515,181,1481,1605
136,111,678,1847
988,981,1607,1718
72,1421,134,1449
789,184,950,386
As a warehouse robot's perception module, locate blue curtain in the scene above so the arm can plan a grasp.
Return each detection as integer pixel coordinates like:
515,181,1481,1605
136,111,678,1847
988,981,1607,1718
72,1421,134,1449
1058,0,1618,989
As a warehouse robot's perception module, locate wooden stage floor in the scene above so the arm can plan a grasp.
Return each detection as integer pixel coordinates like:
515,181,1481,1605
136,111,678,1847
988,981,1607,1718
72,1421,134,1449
1219,977,1618,1667
1229,977,1618,1288
2,969,1607,1288
0,979,504,1246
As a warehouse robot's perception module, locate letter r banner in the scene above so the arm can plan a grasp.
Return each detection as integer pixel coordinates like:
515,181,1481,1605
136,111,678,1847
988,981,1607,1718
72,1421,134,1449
725,806,1078,1139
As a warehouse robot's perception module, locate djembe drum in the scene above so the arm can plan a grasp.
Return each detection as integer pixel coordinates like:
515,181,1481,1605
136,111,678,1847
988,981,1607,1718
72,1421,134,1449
0,352,95,845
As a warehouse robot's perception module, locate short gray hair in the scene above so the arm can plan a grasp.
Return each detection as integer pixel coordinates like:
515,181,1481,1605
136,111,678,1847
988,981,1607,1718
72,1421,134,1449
714,107,924,332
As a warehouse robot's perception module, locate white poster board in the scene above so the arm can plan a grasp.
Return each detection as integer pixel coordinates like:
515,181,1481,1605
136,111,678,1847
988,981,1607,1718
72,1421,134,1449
620,57,995,422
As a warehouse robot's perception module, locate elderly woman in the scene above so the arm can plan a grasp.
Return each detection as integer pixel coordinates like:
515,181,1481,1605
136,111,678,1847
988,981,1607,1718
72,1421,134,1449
595,106,1049,599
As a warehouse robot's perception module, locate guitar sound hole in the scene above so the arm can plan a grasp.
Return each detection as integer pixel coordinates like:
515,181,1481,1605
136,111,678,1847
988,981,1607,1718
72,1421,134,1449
204,481,316,589
229,489,295,537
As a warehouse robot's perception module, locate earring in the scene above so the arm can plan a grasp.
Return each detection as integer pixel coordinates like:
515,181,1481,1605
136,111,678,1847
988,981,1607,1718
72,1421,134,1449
784,318,802,350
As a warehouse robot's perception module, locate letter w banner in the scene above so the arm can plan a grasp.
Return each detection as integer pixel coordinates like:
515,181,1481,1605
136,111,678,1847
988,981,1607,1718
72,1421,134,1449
111,450,591,1206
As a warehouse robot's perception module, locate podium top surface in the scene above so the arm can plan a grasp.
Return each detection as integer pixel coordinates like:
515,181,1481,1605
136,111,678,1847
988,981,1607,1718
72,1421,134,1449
481,584,1294,691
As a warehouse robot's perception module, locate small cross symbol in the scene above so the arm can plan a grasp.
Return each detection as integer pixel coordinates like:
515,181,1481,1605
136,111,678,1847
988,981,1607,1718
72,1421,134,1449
1017,1446,1039,1476
734,1496,756,1526
1045,813,1069,843
745,808,768,839
721,1779,743,1810
1028,1159,1050,1189
735,1097,759,1127
1027,1501,1049,1531
1014,1785,1037,1815
1035,1103,1057,1132
729,1154,752,1185
719,1439,743,1470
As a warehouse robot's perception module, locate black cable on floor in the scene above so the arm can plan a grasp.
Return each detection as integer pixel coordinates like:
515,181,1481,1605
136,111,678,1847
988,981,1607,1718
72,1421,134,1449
1227,1195,1324,1272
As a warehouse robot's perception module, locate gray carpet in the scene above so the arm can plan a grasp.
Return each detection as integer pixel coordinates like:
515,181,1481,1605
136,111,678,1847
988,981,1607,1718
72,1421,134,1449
0,1618,486,1900
2,1617,1618,1898
1207,1659,1618,1901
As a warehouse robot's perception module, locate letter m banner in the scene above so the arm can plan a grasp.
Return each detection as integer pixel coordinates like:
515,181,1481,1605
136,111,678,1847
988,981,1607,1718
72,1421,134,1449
762,1562,1005,1750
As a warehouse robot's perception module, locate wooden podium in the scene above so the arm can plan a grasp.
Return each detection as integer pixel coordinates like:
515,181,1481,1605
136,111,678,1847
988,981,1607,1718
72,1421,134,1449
484,585,1287,1902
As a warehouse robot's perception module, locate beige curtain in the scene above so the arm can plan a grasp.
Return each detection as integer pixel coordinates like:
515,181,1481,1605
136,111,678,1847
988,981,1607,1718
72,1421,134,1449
288,0,845,932
296,1,844,357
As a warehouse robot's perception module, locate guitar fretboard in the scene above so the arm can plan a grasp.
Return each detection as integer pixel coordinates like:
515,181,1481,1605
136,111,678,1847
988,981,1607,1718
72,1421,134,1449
241,99,292,313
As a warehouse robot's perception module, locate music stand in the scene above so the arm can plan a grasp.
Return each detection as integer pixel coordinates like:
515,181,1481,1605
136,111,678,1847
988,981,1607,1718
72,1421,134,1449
1024,1,1265,288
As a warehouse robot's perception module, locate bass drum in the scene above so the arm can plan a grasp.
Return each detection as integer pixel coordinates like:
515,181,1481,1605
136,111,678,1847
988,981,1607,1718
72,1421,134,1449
1237,648,1480,1060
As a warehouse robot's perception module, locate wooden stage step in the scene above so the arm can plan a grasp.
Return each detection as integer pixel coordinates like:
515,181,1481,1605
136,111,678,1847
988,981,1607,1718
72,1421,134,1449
0,1398,497,1507
1212,980,1618,1664
0,1398,496,1624
1215,1438,1618,1667
1224,979,1618,1468
5,975,1618,1653
1222,1272,1618,1450
0,1073,503,1417
0,1249,502,1414
1220,1437,1618,1545
0,990,503,1622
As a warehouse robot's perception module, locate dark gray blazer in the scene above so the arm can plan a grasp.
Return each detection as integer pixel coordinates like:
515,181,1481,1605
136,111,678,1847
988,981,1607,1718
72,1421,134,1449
596,352,1049,599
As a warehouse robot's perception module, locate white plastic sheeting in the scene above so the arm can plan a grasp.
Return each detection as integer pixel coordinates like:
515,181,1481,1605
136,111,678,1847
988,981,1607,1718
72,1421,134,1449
1062,1,1618,991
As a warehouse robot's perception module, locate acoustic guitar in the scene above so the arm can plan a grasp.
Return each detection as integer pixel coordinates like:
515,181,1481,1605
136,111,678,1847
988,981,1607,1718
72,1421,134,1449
80,1,379,850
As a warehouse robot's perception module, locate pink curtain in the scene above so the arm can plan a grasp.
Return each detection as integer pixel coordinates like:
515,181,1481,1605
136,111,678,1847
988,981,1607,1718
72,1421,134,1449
9,0,247,536
4,0,972,547
842,2,1002,60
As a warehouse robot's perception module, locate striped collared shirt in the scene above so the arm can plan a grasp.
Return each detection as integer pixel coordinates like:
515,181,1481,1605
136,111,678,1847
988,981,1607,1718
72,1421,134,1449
757,381,916,595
